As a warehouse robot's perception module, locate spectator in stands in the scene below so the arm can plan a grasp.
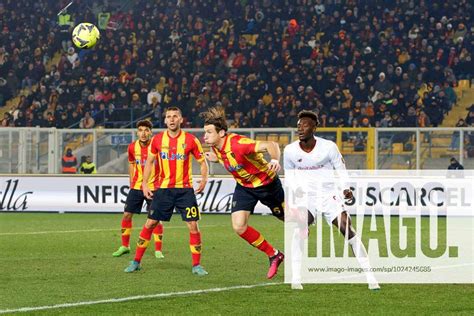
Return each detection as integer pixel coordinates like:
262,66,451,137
450,118,467,150
374,73,393,95
417,110,431,127
2,0,472,129
14,111,26,127
79,111,95,129
466,105,474,125
1,112,13,127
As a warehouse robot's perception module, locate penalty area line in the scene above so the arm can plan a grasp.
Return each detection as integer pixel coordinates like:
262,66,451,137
0,282,282,314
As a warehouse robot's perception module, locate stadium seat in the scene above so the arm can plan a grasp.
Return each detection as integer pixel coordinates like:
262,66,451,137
267,134,279,142
393,143,404,154
278,134,290,146
458,80,470,90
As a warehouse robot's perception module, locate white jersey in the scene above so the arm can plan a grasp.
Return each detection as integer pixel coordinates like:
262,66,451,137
284,136,348,194
284,136,346,172
284,136,348,223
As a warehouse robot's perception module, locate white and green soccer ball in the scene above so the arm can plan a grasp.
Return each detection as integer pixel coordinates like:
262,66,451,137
72,22,100,49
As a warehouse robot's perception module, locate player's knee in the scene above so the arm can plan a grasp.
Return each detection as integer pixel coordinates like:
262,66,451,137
187,221,199,233
145,219,158,229
123,212,133,220
232,222,247,235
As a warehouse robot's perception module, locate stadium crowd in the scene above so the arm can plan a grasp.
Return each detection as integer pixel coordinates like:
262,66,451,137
0,0,472,129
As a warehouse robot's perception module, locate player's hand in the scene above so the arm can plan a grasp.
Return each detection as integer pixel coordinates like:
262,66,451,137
343,189,354,202
268,159,281,173
204,151,218,162
142,185,153,199
195,178,207,194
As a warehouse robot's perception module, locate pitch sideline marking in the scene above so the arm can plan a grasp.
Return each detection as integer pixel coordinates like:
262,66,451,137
0,282,282,314
0,225,225,236
1,262,473,314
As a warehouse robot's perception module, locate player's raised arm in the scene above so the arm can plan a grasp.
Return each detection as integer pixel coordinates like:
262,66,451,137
256,141,281,172
142,151,156,199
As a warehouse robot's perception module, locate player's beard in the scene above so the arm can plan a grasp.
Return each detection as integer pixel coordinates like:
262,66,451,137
299,129,314,142
298,133,311,142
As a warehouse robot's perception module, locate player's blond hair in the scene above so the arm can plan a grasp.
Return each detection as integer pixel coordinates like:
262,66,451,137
200,106,228,132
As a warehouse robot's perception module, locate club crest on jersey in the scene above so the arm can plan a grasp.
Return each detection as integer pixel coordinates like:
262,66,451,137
182,143,187,149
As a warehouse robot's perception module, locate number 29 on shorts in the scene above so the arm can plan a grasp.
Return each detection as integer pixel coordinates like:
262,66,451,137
186,206,200,219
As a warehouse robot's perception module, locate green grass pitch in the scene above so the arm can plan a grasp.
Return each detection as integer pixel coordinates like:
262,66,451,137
0,213,473,315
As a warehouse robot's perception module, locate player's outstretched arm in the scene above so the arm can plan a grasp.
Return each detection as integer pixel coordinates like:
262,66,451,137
256,141,281,172
142,154,156,199
195,159,209,194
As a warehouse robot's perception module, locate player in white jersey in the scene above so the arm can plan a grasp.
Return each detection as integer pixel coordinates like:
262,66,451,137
284,110,380,291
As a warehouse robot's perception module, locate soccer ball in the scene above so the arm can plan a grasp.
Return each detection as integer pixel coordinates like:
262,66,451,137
72,23,100,49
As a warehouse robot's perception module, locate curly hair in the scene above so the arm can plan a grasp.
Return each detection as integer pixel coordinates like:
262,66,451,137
200,106,228,132
136,119,153,129
297,110,320,126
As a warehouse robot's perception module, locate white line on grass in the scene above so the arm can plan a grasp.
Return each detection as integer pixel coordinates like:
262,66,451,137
0,225,225,236
0,282,282,314
1,262,473,314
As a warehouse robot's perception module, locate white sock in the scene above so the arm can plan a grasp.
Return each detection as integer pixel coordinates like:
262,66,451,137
291,227,303,286
348,235,379,288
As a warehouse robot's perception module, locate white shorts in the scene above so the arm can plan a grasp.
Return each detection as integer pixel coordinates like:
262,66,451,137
306,193,346,225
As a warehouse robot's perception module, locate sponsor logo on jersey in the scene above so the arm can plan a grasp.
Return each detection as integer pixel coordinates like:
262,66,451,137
135,159,146,165
160,152,186,160
227,164,244,172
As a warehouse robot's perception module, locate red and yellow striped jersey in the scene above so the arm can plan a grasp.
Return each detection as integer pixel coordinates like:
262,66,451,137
212,133,276,188
128,140,158,190
149,130,205,189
